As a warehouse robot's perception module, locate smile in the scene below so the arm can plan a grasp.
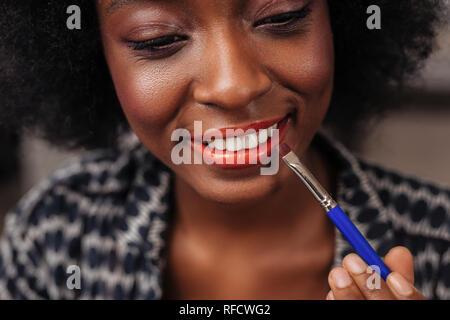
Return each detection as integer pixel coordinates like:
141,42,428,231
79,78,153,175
190,114,291,168
205,121,279,152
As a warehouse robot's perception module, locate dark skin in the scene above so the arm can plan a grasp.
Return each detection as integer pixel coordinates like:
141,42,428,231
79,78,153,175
164,144,337,299
97,0,425,299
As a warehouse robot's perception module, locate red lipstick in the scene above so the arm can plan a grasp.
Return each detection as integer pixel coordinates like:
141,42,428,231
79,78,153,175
215,115,285,139
190,114,291,168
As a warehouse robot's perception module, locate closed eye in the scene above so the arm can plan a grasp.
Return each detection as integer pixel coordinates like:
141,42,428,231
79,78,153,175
253,6,312,31
128,5,312,58
129,35,188,53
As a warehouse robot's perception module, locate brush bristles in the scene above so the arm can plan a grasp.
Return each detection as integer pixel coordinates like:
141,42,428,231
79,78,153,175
279,143,291,157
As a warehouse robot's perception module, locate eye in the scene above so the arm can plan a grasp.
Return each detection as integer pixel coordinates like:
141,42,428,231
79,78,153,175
254,6,312,31
129,34,188,56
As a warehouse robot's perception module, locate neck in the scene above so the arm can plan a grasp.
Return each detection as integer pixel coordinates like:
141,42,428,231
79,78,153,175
172,141,337,257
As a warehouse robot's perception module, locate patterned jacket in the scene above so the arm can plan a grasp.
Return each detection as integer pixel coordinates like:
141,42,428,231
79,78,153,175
0,129,449,299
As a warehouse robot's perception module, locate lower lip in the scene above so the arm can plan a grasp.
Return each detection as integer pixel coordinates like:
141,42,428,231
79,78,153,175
190,115,290,168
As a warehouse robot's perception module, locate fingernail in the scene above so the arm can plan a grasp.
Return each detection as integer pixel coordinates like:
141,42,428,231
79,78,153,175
344,254,367,275
388,272,414,296
332,268,353,289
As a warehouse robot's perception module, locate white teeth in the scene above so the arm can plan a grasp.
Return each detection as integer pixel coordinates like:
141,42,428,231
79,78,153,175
268,123,278,138
224,136,245,152
244,133,258,149
258,129,268,144
207,140,215,150
214,139,225,151
225,137,235,151
235,136,245,151
205,121,280,151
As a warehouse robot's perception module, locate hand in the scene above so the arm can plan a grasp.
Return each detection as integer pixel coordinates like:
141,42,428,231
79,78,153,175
326,246,426,300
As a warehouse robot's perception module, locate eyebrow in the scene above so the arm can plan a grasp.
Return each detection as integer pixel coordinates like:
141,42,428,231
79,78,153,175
106,0,166,16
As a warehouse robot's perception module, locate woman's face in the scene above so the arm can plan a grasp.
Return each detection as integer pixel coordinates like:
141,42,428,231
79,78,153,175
97,0,334,204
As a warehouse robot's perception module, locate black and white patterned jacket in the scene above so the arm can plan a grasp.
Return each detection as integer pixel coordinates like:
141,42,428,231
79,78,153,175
0,129,449,299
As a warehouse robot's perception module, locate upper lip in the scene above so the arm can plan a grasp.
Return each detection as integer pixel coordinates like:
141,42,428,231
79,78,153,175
191,114,289,142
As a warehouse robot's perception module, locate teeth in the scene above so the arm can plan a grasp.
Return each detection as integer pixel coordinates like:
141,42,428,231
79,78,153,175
268,123,278,138
205,121,280,151
244,133,258,149
235,136,245,151
258,129,268,144
213,139,225,151
222,136,245,152
225,138,234,151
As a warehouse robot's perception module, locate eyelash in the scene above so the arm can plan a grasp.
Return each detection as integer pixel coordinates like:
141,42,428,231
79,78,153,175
254,6,312,31
129,6,312,57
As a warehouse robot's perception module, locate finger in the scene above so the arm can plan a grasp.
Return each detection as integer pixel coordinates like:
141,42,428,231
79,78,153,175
328,267,365,300
386,272,426,300
384,246,414,284
342,253,396,300
326,290,335,300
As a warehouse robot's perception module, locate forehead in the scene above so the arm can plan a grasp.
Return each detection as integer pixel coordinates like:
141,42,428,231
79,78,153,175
104,0,165,14
98,0,276,16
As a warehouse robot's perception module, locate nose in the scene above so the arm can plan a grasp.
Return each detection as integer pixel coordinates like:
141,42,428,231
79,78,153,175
192,28,272,110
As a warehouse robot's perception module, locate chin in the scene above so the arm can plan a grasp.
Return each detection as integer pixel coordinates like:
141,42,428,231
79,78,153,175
188,166,286,205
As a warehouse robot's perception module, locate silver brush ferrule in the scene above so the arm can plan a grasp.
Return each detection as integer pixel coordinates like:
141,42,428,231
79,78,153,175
282,151,337,212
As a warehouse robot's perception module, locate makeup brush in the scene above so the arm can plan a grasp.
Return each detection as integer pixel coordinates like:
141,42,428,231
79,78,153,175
279,143,391,280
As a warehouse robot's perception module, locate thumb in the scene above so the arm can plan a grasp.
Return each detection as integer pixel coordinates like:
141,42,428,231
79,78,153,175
384,246,415,284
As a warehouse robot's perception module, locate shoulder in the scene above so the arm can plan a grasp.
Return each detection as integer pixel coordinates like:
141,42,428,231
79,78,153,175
317,129,450,238
0,133,155,299
5,141,139,233
316,129,450,299
357,157,450,237
356,158,450,299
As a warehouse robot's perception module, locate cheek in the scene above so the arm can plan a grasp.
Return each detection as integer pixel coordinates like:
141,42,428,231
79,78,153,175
297,32,335,125
278,28,334,136
110,62,185,134
101,35,192,144
102,43,193,164
271,31,334,106
264,2,335,117
295,39,334,97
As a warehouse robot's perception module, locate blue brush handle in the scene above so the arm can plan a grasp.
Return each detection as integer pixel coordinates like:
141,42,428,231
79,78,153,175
327,205,391,280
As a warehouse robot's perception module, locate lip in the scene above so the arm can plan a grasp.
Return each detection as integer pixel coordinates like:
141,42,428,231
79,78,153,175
191,115,287,142
190,114,291,169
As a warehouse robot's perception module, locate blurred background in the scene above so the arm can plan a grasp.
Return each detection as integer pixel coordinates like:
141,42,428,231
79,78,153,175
0,16,449,233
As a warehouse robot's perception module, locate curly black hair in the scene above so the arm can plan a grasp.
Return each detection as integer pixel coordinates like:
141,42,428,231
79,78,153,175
0,0,447,151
